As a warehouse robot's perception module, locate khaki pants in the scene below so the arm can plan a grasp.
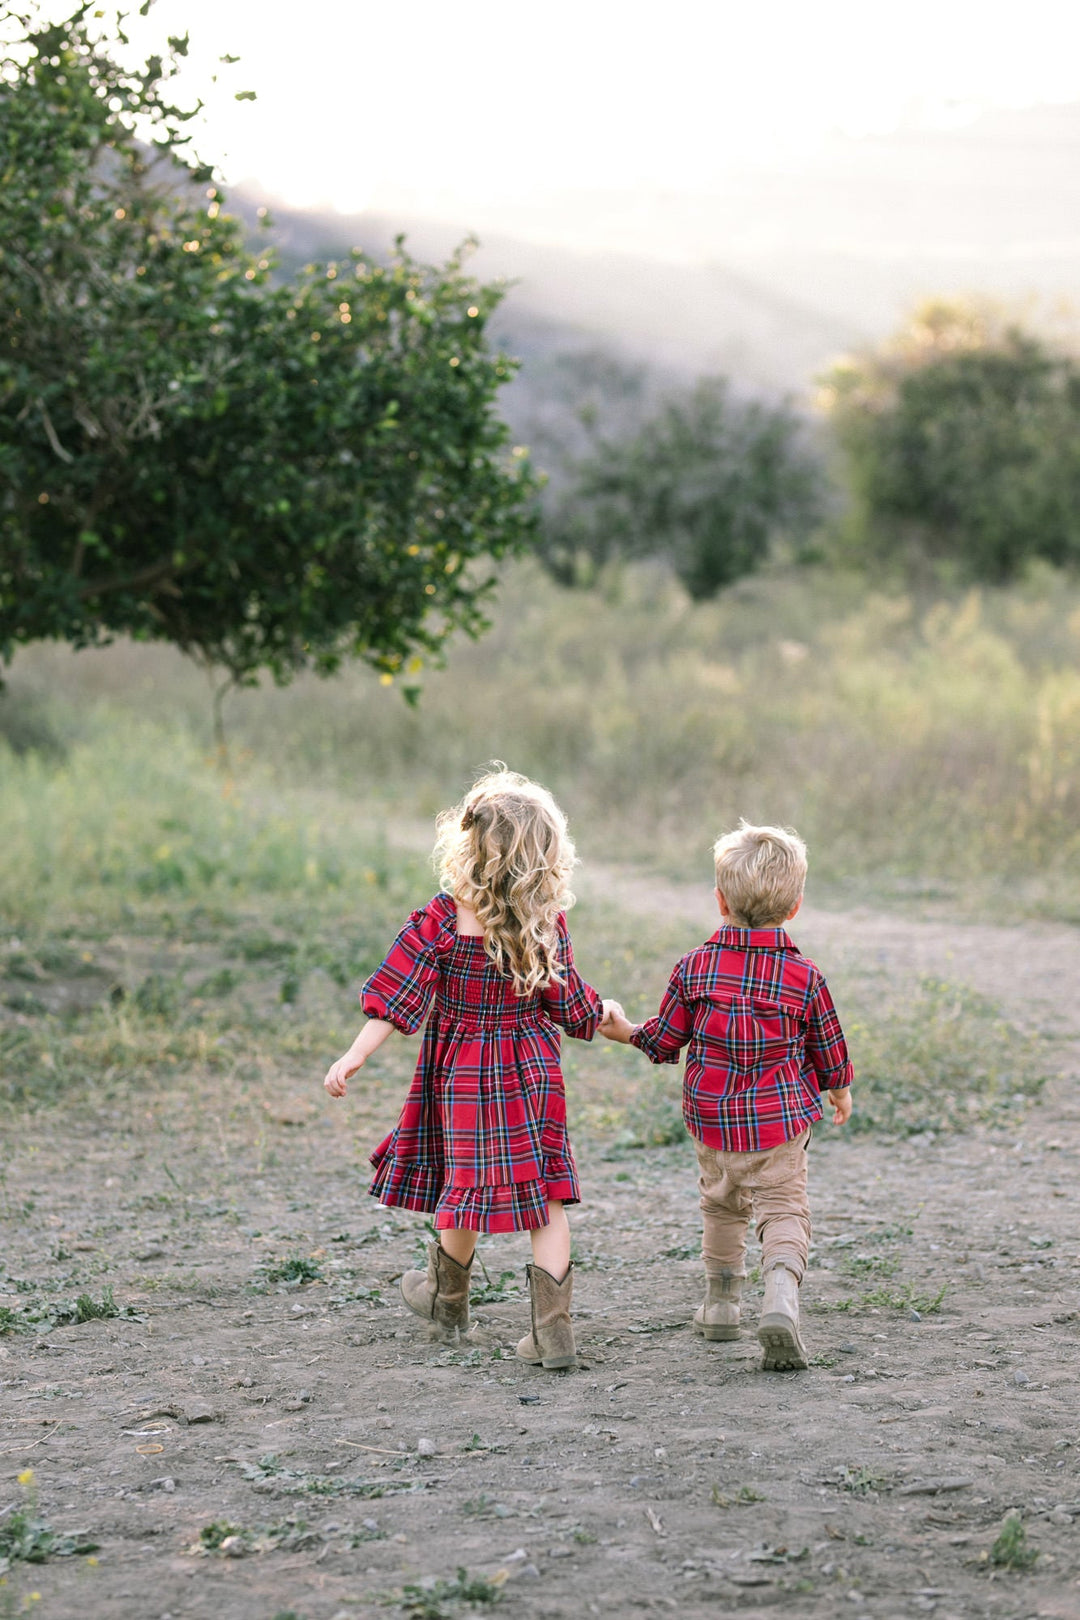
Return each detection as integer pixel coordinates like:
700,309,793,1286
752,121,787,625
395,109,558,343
695,1129,812,1283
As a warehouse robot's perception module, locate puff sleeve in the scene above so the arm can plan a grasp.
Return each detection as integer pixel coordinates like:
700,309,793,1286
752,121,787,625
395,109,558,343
360,896,455,1034
539,914,603,1040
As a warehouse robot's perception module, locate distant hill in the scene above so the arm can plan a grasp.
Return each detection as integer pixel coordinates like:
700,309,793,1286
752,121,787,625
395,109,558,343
232,100,1080,405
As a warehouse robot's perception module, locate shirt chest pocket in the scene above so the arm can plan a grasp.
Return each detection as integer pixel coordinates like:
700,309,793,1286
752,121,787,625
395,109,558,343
702,997,801,1076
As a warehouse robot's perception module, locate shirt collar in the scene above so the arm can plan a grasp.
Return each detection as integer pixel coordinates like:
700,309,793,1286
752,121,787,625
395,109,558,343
710,925,798,952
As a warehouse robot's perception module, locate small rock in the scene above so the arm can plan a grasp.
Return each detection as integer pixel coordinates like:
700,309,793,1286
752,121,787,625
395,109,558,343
518,1394,541,1405
503,1548,528,1564
362,1518,380,1533
148,1477,176,1494
907,1308,922,1322
838,1343,857,1354
183,1401,215,1424
1013,1369,1031,1387
839,1374,856,1383
416,1438,437,1457
1049,1508,1074,1525
517,1563,541,1580
220,1535,247,1558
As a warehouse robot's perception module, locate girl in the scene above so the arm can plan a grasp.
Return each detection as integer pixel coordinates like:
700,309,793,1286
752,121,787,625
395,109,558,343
323,768,603,1369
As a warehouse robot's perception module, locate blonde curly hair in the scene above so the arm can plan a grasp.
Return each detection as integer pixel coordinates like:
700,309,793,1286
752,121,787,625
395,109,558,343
434,767,577,996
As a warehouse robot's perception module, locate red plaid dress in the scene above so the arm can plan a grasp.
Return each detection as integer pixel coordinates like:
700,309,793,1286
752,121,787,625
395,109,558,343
365,893,602,1232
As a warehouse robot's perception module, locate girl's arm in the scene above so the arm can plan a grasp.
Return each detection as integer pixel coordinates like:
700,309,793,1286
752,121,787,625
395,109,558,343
540,916,603,1039
324,1018,394,1098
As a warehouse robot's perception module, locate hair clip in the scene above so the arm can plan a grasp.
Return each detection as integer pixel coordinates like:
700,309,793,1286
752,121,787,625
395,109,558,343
461,806,477,830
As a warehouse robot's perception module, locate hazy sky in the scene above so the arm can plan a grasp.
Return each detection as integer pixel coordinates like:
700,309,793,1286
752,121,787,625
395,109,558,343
105,0,1080,235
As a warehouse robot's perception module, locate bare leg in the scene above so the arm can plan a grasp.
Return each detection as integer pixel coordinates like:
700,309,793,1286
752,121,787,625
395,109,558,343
529,1201,570,1278
439,1228,479,1267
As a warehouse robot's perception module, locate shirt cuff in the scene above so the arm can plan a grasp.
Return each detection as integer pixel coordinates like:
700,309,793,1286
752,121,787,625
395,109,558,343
816,1062,854,1092
629,1025,682,1065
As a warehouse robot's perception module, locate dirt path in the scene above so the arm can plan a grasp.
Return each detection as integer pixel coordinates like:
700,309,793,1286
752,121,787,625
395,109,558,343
2,878,1079,1620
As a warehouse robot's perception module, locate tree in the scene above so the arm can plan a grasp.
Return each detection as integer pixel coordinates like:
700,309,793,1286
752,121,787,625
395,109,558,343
0,4,535,720
539,377,824,597
821,301,1080,581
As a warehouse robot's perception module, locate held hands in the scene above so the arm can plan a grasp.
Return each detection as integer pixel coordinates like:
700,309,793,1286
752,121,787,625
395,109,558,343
600,998,634,1043
323,1050,364,1098
824,1087,853,1126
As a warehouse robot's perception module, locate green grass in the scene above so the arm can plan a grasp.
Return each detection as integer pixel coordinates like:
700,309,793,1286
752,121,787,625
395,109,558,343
842,977,1053,1136
824,1282,948,1315
7,559,1079,909
0,587,1063,1145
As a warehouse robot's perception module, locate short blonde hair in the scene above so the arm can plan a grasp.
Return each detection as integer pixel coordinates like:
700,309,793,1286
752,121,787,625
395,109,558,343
713,820,807,928
434,766,576,996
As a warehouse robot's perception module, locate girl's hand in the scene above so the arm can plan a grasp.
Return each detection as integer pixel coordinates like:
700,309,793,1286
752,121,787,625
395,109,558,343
324,1052,364,1098
824,1087,852,1125
599,999,634,1043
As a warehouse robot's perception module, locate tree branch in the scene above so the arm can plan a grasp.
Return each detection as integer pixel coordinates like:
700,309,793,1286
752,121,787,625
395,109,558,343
77,555,181,599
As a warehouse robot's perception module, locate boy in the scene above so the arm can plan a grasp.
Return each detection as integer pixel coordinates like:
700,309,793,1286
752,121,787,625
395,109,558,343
600,822,852,1370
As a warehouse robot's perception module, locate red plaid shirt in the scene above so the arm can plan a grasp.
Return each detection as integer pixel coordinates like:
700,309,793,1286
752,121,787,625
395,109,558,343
630,926,853,1152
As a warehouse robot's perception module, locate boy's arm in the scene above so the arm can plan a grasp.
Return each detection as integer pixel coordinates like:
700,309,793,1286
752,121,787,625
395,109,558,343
614,966,693,1064
805,976,854,1125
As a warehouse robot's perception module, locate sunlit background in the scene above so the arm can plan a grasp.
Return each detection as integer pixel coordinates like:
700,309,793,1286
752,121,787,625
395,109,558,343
117,0,1080,238
36,0,1058,392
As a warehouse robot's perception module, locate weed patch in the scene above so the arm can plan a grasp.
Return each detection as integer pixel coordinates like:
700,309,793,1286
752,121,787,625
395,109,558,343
386,1567,505,1618
845,977,1052,1135
470,1266,520,1305
988,1513,1038,1571
0,1471,99,1573
233,1456,434,1500
0,1285,139,1333
263,1256,324,1286
711,1484,765,1507
835,1465,892,1496
191,1517,322,1557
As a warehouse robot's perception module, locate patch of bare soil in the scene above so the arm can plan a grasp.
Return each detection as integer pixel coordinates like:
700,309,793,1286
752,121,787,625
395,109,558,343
2,881,1079,1620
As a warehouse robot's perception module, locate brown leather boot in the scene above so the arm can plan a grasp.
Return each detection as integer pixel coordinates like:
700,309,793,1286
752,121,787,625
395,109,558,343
515,1262,576,1369
400,1242,472,1340
693,1270,743,1341
757,1262,808,1370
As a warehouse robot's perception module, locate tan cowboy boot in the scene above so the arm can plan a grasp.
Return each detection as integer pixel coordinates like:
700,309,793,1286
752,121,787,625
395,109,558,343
693,1270,743,1341
757,1262,808,1370
400,1242,472,1340
516,1263,577,1369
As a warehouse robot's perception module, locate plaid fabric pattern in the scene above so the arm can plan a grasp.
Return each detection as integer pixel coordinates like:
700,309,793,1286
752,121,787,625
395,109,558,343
630,926,853,1152
364,893,601,1232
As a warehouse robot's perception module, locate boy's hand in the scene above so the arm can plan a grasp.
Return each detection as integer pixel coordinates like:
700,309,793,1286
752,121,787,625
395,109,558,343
324,1052,364,1098
824,1087,852,1126
600,999,634,1044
